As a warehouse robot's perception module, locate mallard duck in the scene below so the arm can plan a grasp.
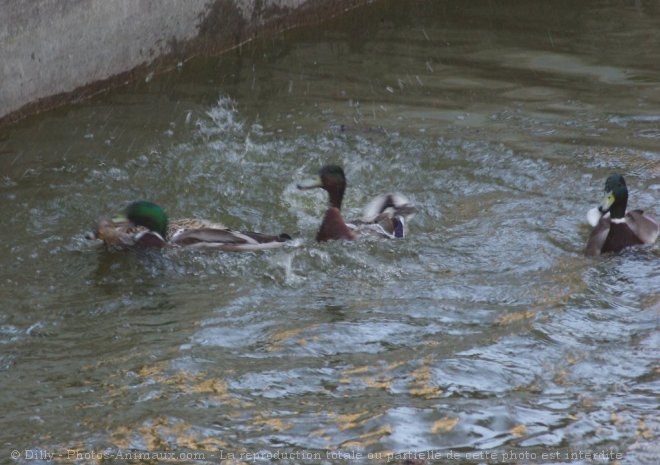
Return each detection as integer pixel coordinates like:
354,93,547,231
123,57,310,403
585,174,658,256
297,165,417,242
87,201,292,251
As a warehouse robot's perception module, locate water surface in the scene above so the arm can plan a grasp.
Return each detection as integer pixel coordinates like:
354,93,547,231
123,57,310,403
1,1,659,464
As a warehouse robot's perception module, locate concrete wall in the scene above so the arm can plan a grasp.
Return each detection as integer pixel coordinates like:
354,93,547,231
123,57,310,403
0,0,367,125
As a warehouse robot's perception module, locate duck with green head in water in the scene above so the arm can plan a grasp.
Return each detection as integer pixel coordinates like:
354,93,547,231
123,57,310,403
88,201,291,251
585,174,658,256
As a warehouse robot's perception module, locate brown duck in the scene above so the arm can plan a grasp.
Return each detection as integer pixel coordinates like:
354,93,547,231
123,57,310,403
297,165,417,242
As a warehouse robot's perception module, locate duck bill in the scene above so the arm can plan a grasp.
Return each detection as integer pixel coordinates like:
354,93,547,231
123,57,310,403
598,191,615,213
297,176,323,190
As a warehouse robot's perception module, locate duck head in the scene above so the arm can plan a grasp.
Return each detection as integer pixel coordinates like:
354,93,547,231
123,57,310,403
297,165,356,241
126,200,169,244
598,174,628,219
297,165,347,209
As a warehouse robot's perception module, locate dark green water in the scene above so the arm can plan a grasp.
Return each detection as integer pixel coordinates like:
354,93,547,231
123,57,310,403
1,1,659,464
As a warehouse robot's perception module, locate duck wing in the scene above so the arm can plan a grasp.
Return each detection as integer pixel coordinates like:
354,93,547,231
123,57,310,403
171,228,291,251
362,193,417,221
240,231,292,243
171,228,251,245
168,218,227,236
354,193,418,238
626,210,659,244
585,217,611,256
349,215,402,239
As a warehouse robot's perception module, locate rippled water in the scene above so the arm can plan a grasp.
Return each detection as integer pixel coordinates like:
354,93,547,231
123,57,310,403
1,1,659,464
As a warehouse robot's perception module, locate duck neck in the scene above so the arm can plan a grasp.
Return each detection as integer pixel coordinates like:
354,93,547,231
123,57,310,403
610,192,627,219
327,187,345,210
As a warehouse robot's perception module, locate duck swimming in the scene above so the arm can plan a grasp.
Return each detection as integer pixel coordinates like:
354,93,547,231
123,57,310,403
297,165,417,242
88,201,292,251
585,174,658,256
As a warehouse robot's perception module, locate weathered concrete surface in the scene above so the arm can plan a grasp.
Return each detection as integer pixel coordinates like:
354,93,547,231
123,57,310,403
0,0,367,125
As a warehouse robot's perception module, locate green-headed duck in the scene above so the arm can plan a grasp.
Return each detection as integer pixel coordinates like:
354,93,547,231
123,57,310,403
88,201,292,251
586,174,658,256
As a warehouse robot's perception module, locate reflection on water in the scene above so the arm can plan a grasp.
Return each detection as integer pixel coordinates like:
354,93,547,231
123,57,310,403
1,0,659,464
